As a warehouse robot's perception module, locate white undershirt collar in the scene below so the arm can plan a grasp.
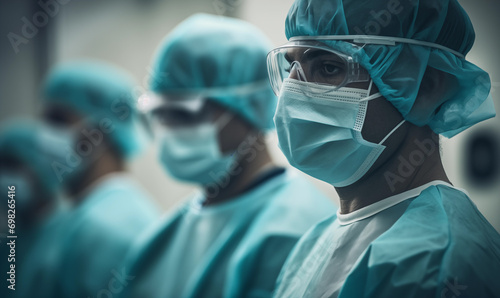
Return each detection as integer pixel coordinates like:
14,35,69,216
337,180,458,226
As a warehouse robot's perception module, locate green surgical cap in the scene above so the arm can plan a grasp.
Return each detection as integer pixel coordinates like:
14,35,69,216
43,61,148,158
150,13,277,130
286,0,495,137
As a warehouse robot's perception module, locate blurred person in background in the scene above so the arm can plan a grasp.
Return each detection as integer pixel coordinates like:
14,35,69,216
268,0,500,297
40,61,160,298
0,120,69,298
120,14,336,298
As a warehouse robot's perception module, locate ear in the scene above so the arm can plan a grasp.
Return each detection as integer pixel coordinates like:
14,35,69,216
409,67,454,125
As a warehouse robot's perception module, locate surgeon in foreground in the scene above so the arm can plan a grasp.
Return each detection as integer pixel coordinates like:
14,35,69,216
268,0,500,297
120,14,335,298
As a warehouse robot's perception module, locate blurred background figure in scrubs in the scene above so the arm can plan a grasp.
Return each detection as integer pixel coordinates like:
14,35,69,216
268,0,500,297
0,120,69,298
40,61,160,298
120,14,335,298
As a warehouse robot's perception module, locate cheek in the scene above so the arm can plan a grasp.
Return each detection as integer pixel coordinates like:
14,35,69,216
361,97,404,144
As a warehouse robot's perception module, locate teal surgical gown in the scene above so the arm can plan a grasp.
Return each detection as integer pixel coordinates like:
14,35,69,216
0,206,69,298
121,169,336,298
274,181,500,298
57,174,160,298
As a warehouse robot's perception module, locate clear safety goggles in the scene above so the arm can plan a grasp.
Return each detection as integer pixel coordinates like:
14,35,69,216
267,35,466,96
145,95,236,138
267,40,370,96
144,94,213,129
139,80,270,129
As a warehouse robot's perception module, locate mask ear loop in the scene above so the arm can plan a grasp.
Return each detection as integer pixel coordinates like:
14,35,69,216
214,111,234,132
367,80,374,94
359,80,383,102
213,111,239,163
378,119,406,145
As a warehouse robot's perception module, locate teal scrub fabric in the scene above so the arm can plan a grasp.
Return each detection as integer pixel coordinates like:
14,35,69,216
56,174,160,298
121,171,335,298
274,183,500,297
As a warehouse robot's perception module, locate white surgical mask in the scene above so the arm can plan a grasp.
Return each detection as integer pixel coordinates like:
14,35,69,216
274,78,405,187
159,113,237,185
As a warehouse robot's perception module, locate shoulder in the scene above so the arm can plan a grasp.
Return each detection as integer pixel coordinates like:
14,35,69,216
121,200,191,276
251,171,336,237
229,172,337,263
226,172,336,267
76,177,160,231
340,183,500,297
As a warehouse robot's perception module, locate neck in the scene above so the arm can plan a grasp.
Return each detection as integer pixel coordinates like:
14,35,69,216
67,149,125,204
336,125,450,214
202,133,275,206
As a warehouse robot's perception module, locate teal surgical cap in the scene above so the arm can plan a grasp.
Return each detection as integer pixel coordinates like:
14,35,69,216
150,13,277,130
0,119,59,192
43,61,148,158
286,0,495,137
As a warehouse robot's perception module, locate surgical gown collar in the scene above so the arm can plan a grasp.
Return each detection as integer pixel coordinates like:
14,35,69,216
337,180,462,225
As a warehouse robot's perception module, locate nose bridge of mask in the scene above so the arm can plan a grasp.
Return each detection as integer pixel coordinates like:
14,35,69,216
162,111,234,158
281,78,378,132
291,61,308,82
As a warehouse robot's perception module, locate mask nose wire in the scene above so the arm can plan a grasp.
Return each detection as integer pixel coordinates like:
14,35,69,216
215,112,234,131
290,61,308,83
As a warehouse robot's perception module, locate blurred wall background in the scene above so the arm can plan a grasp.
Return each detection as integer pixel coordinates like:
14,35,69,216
1,0,499,231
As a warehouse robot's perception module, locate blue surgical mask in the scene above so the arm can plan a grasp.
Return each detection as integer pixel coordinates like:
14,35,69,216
159,113,237,185
274,79,405,187
37,122,102,185
37,124,77,167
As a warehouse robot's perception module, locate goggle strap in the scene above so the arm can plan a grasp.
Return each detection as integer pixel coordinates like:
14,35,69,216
289,35,465,59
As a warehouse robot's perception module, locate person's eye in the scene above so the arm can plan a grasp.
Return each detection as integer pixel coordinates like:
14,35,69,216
320,62,342,76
